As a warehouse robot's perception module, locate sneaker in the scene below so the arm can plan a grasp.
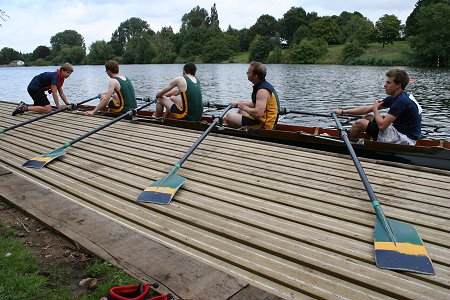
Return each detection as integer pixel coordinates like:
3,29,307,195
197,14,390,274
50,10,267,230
12,101,26,116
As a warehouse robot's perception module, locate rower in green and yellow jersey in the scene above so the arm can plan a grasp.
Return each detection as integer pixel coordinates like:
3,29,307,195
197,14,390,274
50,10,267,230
225,61,280,130
84,60,137,116
155,63,203,121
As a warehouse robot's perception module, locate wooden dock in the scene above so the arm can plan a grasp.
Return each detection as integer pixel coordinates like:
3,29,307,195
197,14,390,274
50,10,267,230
1,101,449,299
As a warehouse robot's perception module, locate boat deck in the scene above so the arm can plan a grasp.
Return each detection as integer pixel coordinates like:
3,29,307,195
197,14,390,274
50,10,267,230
1,102,449,299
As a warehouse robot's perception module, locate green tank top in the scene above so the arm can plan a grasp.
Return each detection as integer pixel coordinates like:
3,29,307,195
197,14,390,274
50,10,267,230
183,75,203,121
115,77,137,110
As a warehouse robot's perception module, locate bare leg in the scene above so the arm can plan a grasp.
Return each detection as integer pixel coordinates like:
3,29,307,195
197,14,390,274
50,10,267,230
349,114,372,138
27,104,52,114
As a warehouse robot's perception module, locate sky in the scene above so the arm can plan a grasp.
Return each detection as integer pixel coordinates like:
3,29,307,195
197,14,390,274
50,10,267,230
1,0,418,54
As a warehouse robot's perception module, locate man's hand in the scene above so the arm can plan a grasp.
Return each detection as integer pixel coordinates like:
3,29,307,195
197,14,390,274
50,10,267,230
84,110,95,116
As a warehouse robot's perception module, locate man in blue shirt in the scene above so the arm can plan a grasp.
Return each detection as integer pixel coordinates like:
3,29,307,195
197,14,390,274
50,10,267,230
333,69,422,145
12,63,73,116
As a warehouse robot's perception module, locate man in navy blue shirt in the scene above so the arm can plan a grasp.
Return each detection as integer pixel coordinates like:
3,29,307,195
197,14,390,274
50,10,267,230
12,63,73,116
333,69,422,145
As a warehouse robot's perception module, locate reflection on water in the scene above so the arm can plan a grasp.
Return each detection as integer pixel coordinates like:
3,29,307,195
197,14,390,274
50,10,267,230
0,64,448,140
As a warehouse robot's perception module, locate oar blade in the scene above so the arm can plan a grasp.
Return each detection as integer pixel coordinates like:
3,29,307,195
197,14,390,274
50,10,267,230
137,173,186,205
374,217,434,275
22,148,66,169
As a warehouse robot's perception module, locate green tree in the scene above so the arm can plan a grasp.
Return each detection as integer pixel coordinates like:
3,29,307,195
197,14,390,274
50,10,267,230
86,41,114,65
337,12,374,45
152,27,177,64
248,14,279,42
224,26,240,52
279,7,307,45
109,17,153,56
122,31,155,64
409,3,450,66
311,16,340,45
32,46,51,60
207,3,219,28
375,14,401,47
288,38,328,63
238,28,251,51
249,35,273,62
50,30,85,53
0,47,23,64
405,0,449,37
178,26,209,61
341,42,365,64
55,46,85,65
181,5,209,29
201,36,232,62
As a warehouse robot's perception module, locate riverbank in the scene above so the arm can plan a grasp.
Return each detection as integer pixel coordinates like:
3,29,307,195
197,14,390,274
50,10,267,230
229,41,412,65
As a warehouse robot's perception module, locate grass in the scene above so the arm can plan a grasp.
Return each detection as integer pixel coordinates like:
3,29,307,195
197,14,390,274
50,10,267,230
223,41,412,65
0,220,142,300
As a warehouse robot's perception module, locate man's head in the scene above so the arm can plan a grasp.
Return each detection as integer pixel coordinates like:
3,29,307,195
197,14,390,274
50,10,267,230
247,61,266,83
183,63,197,76
105,60,120,74
60,62,73,78
384,69,409,97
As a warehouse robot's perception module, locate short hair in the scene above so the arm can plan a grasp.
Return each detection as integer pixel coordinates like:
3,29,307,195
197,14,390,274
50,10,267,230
105,60,120,74
249,61,266,80
183,63,197,76
60,62,73,73
386,68,409,90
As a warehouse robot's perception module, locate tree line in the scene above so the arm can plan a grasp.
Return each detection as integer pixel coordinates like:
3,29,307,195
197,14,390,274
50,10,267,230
1,0,449,67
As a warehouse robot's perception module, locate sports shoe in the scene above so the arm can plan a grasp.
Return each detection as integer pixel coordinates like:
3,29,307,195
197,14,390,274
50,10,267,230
12,101,26,116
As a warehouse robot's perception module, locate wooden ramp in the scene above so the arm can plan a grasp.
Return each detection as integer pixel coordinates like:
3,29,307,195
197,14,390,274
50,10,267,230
1,102,449,299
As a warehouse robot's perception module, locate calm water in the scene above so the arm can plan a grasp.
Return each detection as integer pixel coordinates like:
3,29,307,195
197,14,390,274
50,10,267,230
1,64,449,140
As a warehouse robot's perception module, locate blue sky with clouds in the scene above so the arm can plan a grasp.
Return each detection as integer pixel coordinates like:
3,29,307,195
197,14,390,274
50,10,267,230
1,0,418,53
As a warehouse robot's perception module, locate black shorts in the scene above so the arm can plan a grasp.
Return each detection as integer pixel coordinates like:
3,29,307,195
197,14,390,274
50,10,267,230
366,120,379,140
27,87,50,106
241,115,260,126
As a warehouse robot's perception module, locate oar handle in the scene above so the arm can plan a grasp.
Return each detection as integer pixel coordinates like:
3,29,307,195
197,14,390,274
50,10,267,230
177,104,232,167
1,95,99,134
67,100,155,147
331,112,396,243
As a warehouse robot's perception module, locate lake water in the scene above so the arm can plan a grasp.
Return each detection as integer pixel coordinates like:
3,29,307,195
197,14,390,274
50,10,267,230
1,64,449,140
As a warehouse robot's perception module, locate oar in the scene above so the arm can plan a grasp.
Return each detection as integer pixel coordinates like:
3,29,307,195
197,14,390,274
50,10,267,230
0,95,99,134
138,104,233,205
22,99,155,169
331,112,434,274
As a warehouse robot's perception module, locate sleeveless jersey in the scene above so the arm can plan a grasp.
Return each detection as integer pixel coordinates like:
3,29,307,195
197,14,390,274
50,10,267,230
170,75,203,121
109,77,137,114
251,80,279,129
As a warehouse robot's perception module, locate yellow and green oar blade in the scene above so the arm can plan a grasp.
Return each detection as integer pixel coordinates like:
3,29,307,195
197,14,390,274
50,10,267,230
138,104,233,205
374,216,434,274
22,145,68,169
137,166,186,205
331,112,434,274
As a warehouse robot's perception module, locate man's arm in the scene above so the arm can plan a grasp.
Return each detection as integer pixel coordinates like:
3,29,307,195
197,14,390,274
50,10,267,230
57,87,69,105
85,79,118,116
373,100,396,131
238,89,269,118
156,76,185,98
341,104,374,115
50,85,61,108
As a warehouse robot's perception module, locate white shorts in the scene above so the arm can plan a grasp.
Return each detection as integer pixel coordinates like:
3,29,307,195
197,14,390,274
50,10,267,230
377,124,416,145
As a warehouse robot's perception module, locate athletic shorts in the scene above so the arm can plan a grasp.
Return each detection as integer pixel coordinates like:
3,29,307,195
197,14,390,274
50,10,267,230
27,87,50,106
241,115,261,126
169,103,188,120
366,120,379,140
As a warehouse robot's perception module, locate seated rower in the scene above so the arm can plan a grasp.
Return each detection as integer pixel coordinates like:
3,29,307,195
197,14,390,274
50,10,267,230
333,68,421,145
154,63,203,121
225,61,279,130
84,60,137,116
